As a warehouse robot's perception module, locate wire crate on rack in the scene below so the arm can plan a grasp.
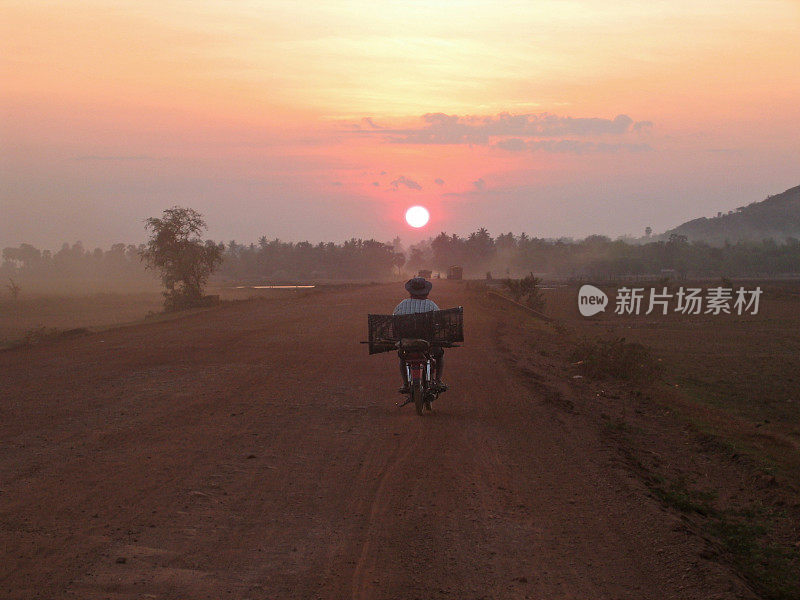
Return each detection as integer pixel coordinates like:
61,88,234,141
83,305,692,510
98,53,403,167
366,307,463,354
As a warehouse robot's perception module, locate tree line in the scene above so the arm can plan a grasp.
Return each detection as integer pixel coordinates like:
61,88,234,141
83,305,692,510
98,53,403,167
4,226,800,291
1,241,151,285
407,230,800,279
218,237,405,281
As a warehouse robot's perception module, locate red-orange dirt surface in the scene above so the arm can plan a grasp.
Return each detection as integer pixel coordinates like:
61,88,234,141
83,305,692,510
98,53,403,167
1,282,756,599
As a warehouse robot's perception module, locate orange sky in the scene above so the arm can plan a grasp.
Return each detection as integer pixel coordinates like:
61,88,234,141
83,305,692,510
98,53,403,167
2,0,799,246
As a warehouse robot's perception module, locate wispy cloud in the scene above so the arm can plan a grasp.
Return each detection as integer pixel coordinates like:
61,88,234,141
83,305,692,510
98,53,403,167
74,154,154,161
706,148,743,154
494,138,527,152
494,139,652,154
348,112,654,153
351,112,651,143
362,117,384,129
389,175,422,190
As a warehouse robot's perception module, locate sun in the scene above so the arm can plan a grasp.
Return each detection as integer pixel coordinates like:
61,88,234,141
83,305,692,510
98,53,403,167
405,205,430,228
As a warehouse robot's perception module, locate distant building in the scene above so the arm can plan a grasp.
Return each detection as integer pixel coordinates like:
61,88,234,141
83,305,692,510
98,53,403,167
418,269,432,278
447,266,463,280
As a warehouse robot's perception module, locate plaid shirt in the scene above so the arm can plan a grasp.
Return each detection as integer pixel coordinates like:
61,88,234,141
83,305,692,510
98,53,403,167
392,298,439,315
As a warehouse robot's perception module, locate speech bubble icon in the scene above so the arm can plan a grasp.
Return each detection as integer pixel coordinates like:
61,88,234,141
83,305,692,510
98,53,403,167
578,284,608,316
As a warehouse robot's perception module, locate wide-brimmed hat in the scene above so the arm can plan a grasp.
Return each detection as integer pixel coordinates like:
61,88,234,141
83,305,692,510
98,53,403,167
405,277,432,296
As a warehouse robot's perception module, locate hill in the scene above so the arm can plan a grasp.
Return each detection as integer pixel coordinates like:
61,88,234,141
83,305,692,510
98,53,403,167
660,184,800,245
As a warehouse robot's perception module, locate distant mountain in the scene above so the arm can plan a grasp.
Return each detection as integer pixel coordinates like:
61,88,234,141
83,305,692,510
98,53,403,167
659,184,800,245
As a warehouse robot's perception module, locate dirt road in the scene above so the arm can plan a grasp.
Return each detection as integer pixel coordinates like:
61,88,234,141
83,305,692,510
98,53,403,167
0,282,755,599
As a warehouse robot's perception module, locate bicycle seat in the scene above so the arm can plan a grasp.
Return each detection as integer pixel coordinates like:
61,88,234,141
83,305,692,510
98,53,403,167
399,338,431,351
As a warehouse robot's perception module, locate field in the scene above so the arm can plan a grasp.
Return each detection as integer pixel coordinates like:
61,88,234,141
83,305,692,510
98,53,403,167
533,280,800,598
0,285,326,348
0,293,164,347
540,281,800,477
2,280,798,598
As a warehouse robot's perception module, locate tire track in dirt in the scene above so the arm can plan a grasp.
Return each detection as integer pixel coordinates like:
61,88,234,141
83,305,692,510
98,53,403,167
1,281,757,599
349,426,422,600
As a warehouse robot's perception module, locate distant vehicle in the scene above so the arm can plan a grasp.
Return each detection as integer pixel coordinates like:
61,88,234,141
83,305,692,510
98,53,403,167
418,269,432,278
447,266,463,280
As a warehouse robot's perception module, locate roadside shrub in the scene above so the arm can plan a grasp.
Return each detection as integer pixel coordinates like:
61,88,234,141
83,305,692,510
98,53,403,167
21,326,62,345
162,291,220,312
15,326,86,347
501,272,546,312
570,336,661,380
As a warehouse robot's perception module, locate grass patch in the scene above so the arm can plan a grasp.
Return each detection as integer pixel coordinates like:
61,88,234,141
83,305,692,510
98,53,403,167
21,326,65,345
651,476,716,516
570,336,661,381
602,417,645,437
3,326,90,349
674,393,794,480
707,516,800,600
649,476,800,600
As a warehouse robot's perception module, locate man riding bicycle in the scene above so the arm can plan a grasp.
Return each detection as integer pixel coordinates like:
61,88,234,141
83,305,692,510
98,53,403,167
393,277,447,394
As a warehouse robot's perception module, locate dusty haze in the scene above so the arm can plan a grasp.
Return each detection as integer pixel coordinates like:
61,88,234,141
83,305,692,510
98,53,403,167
2,1,799,248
